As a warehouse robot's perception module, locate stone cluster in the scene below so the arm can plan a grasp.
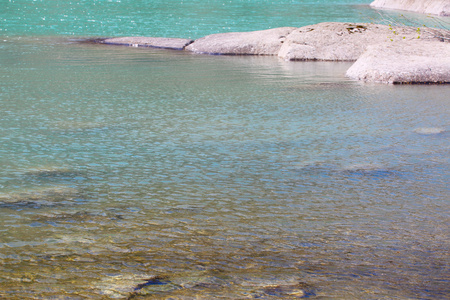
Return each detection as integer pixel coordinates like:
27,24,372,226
97,22,450,84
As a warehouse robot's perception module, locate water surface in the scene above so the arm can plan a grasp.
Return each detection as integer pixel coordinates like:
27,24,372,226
1,1,450,299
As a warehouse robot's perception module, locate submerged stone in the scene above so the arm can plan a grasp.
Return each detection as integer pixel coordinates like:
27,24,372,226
257,281,315,298
414,127,446,135
96,274,172,299
23,167,85,182
0,186,80,208
99,37,194,50
340,164,396,178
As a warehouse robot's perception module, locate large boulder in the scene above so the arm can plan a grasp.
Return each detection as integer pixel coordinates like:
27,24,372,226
99,37,194,50
185,27,296,55
346,40,450,84
278,22,443,61
370,0,450,16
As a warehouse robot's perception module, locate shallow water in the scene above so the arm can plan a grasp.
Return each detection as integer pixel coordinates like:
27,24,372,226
1,1,450,299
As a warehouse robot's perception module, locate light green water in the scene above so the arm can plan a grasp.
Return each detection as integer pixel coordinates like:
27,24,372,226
1,1,450,299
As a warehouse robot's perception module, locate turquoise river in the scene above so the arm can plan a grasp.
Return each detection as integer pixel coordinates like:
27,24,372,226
1,0,449,299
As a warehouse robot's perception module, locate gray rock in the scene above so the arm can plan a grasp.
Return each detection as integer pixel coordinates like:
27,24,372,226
100,37,194,50
93,22,450,84
370,0,450,16
278,22,443,61
185,27,296,55
346,40,450,84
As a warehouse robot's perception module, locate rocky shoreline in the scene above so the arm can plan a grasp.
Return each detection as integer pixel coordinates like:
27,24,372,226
93,22,450,84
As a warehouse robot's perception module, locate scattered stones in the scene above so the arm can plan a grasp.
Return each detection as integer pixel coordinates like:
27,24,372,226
108,272,317,299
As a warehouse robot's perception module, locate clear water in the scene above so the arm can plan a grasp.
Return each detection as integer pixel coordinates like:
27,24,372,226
2,0,381,38
1,1,449,299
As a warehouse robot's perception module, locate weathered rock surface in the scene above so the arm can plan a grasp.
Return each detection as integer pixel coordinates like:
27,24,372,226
370,0,450,16
100,37,194,50
278,22,444,61
185,27,296,55
346,40,450,83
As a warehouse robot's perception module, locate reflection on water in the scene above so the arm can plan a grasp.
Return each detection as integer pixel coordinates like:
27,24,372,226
0,39,449,299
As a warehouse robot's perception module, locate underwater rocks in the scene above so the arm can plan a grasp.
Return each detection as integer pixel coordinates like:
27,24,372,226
94,22,450,84
0,167,85,208
0,186,80,208
95,271,315,299
370,0,450,16
413,127,446,134
98,37,194,50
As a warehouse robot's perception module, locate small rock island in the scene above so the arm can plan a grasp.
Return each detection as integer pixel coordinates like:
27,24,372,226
94,0,450,84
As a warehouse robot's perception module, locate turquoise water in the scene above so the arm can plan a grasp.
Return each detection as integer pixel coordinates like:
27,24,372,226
2,0,380,38
1,1,450,299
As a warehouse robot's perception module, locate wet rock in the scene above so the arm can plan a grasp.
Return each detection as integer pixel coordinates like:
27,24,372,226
185,27,296,55
96,274,173,299
278,22,444,61
99,37,194,50
132,275,171,291
259,282,315,298
127,275,181,298
23,167,85,183
346,40,450,84
340,163,395,177
370,0,450,16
